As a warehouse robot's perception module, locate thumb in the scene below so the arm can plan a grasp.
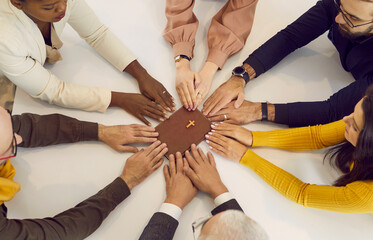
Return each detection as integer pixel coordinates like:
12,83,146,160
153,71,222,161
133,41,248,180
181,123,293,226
116,145,138,153
234,92,245,109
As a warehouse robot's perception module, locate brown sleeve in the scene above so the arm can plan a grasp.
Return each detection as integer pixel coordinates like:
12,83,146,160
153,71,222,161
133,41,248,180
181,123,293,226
207,0,259,69
0,177,130,240
163,0,199,59
12,113,98,148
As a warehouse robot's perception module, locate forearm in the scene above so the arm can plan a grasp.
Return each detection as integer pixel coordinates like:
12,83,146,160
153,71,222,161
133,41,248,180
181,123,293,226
0,178,130,239
240,150,373,213
13,113,98,148
124,60,150,84
276,78,370,127
207,0,258,69
252,120,346,150
243,0,332,78
163,0,198,58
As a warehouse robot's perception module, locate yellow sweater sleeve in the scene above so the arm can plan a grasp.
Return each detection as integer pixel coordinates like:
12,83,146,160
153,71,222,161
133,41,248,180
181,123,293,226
240,150,373,213
252,120,346,151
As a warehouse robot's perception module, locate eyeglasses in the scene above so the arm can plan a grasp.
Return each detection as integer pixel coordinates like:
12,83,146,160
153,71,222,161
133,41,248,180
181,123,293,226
0,109,17,161
334,0,373,28
192,214,212,240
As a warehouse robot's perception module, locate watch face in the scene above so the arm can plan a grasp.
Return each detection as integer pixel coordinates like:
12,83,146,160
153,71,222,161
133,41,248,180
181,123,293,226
233,66,245,75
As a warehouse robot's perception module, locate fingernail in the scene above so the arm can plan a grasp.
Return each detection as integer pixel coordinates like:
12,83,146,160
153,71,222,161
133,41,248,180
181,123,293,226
160,118,164,121
156,140,160,143
211,125,215,128
166,107,171,111
209,146,212,149
205,134,209,138
206,140,210,143
211,129,215,132
208,132,212,135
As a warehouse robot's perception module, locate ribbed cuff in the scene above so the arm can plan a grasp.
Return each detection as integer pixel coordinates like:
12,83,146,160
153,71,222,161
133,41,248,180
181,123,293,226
274,103,289,125
243,55,265,78
206,48,229,69
173,41,195,59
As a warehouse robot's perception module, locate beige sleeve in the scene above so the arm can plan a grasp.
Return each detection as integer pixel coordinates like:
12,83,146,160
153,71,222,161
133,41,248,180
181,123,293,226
0,31,111,112
68,0,137,72
163,0,199,59
207,0,259,69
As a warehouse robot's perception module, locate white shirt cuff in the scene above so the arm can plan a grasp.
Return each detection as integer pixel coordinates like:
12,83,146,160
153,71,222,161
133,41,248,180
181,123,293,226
214,192,234,206
158,203,183,221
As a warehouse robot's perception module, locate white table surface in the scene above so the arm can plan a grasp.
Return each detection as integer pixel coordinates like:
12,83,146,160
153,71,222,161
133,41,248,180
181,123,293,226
10,0,373,239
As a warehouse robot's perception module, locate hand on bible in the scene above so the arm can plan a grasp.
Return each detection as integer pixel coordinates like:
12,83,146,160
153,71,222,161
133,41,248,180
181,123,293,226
210,122,253,147
205,133,247,163
202,76,245,116
120,141,167,190
184,145,228,199
207,100,262,125
164,152,197,210
98,124,159,152
175,59,197,111
110,92,169,126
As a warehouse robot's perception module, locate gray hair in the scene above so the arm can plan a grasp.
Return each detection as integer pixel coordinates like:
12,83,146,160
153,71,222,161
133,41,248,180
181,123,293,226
198,210,268,240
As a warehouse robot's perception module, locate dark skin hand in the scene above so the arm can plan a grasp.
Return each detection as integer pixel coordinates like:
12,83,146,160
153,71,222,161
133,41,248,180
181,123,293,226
124,60,176,112
110,92,169,126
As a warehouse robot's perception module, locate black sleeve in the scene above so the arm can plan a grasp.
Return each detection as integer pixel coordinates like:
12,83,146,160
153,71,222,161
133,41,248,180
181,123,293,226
138,212,179,240
0,177,130,240
274,75,372,127
244,0,334,77
211,199,243,216
12,113,98,148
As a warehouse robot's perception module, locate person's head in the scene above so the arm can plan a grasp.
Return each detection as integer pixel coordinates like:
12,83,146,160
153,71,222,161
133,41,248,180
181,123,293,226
327,85,373,186
0,107,23,166
197,210,268,240
334,0,373,40
10,0,67,24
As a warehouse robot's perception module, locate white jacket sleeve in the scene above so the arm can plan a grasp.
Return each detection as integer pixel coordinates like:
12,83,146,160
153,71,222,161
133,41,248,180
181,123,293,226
68,0,137,72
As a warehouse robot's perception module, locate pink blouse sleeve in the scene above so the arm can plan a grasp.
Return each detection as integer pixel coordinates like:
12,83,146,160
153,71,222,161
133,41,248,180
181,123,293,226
207,0,259,69
163,0,199,59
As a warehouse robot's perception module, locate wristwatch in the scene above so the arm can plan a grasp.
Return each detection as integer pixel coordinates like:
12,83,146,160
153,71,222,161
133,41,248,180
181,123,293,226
175,55,191,63
232,66,250,84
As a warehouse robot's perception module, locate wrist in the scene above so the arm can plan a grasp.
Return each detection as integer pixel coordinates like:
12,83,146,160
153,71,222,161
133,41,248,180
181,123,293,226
98,124,105,141
124,60,149,84
120,174,136,191
210,183,228,199
243,63,256,80
176,59,190,70
268,103,275,122
109,91,126,107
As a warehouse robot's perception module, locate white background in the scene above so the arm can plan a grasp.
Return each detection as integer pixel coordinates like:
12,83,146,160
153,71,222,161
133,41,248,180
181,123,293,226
10,0,373,239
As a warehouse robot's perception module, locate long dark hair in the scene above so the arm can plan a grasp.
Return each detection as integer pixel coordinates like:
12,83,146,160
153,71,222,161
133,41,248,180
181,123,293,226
326,85,373,186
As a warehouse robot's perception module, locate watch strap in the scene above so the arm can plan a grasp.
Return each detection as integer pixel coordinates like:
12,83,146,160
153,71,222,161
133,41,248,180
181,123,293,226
175,55,191,62
261,102,268,121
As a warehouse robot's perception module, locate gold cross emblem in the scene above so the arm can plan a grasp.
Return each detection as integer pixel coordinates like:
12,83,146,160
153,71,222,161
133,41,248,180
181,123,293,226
186,120,195,128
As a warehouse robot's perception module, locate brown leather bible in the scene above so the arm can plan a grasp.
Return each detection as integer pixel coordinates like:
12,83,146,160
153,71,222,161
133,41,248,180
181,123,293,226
155,107,211,159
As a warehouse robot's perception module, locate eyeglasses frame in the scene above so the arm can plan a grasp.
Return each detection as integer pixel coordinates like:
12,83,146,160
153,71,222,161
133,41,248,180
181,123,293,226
334,0,373,28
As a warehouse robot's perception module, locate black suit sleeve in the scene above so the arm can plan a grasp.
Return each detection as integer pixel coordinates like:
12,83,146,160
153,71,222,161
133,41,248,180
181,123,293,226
211,199,243,216
138,212,178,240
0,177,130,240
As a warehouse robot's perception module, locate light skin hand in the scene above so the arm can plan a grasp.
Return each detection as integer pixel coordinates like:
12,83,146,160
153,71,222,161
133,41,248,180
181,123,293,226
120,141,168,190
207,100,262,125
109,92,169,126
202,75,245,116
184,144,228,199
208,122,253,147
205,133,247,163
124,60,176,112
164,152,197,210
194,62,218,110
175,59,196,111
98,124,159,152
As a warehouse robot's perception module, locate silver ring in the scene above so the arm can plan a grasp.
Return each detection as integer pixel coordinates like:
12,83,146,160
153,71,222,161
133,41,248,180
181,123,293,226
162,90,166,94
224,114,227,120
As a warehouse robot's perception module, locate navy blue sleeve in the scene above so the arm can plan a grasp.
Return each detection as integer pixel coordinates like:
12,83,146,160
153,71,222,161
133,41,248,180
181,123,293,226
275,76,372,127
139,212,178,240
244,0,334,76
